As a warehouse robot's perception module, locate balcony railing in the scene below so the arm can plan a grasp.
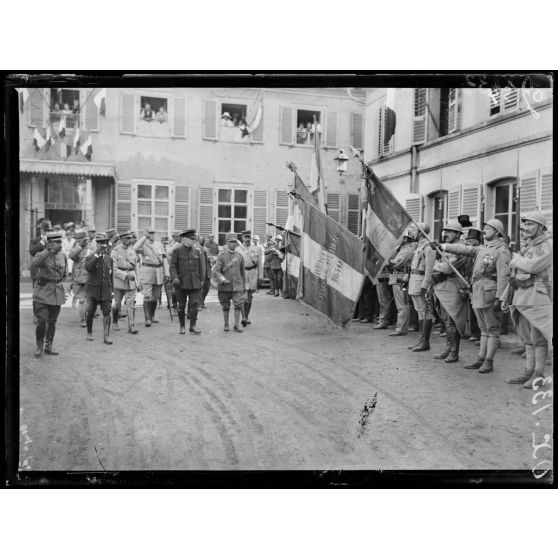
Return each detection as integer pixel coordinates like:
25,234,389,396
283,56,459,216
49,110,80,129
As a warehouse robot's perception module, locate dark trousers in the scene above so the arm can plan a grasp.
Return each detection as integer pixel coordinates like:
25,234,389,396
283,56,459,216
86,297,111,333
270,269,282,293
355,281,374,320
175,288,200,326
202,278,211,305
35,303,61,344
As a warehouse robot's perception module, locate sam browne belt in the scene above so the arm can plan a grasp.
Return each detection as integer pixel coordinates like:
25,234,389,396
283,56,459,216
143,263,163,268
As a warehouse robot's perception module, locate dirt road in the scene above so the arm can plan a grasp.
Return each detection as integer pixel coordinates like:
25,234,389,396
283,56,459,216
18,290,553,471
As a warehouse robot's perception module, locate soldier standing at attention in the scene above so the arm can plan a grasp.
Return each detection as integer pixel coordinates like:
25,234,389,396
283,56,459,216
170,229,205,335
111,230,139,334
236,230,261,326
502,212,552,388
68,230,91,328
84,234,114,344
213,232,246,332
30,230,68,357
134,228,170,327
431,218,511,374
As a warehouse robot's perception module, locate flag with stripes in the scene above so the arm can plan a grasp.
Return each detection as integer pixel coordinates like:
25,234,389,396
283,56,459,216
80,133,93,160
58,113,66,138
73,123,80,153
94,88,107,117
299,200,364,327
308,118,326,212
363,167,412,280
286,231,301,282
242,89,263,137
33,127,46,151
285,172,317,234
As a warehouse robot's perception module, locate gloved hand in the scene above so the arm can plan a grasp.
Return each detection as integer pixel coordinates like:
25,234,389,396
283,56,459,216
172,277,180,287
492,299,502,313
429,241,440,251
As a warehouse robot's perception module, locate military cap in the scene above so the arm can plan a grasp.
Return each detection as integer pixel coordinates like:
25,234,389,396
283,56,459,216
225,232,238,242
253,234,260,241
119,230,132,239
46,231,63,241
161,236,170,243
95,233,110,243
172,230,182,238
146,227,156,234
275,234,283,241
466,227,482,241
74,230,87,240
241,229,252,237
64,221,75,230
106,228,118,239
484,218,505,237
442,220,463,234
521,211,547,230
88,227,96,233
180,229,196,239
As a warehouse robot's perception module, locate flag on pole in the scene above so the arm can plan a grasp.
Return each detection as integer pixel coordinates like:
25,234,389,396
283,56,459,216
58,113,66,138
80,133,93,160
308,116,327,213
45,124,56,149
73,123,80,154
298,199,364,327
94,88,107,117
384,88,397,145
242,89,263,137
363,166,412,281
17,88,29,113
33,127,46,151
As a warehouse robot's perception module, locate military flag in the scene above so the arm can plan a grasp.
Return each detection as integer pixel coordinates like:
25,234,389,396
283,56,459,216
33,127,46,151
94,88,107,117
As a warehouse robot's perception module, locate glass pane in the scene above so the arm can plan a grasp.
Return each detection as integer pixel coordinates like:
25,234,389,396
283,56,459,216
62,184,74,204
138,217,151,230
155,202,168,216
138,201,152,215
233,220,246,233
155,185,169,200
218,220,231,233
433,196,445,220
234,206,247,219
218,189,231,203
218,205,232,218
218,233,226,246
498,214,509,236
235,190,247,204
155,218,168,231
138,185,152,199
495,185,509,214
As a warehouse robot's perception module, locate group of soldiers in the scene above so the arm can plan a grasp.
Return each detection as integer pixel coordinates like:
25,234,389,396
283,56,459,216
359,211,552,389
28,222,269,356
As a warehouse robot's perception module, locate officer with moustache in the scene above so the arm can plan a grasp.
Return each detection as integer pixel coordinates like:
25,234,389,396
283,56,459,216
236,230,261,326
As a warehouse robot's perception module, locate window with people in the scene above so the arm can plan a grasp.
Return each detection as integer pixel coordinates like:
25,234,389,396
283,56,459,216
138,96,169,136
50,88,80,128
296,109,321,145
219,103,249,142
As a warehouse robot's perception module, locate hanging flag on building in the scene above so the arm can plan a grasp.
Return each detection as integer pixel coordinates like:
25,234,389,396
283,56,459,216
45,125,56,149
94,88,107,117
80,133,93,160
58,113,67,138
307,116,327,213
17,88,29,114
362,165,412,280
241,89,263,137
73,123,81,154
33,127,46,151
384,88,397,145
285,230,301,288
298,199,365,327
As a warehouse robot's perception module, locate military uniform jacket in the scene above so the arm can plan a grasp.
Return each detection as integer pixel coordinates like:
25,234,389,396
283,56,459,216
408,238,435,295
133,237,169,285
213,249,245,292
112,245,138,291
31,249,68,306
389,242,416,285
170,244,204,290
84,253,114,300
267,247,284,270
442,239,511,308
236,244,261,290
69,244,91,285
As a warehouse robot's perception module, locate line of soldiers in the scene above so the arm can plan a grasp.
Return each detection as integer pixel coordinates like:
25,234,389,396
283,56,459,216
366,211,552,389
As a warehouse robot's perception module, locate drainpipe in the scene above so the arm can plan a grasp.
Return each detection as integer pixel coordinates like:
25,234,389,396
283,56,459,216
410,145,418,194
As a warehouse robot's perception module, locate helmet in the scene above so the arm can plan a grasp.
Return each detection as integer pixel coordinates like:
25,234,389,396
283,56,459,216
484,218,505,237
442,220,463,234
275,234,283,241
521,211,547,230
417,222,430,235
403,228,416,241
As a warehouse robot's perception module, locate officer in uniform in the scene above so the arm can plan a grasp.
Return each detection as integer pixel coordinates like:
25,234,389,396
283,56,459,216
30,230,68,357
464,228,483,342
236,230,261,326
111,230,139,334
503,211,552,388
170,229,204,335
84,233,114,344
105,228,119,256
68,230,91,327
431,220,469,363
373,261,394,330
432,218,511,374
407,223,435,351
213,232,246,332
268,235,284,296
134,228,170,326
387,228,416,336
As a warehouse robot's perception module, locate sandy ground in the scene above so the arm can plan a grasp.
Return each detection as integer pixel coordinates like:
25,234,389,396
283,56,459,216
17,288,553,472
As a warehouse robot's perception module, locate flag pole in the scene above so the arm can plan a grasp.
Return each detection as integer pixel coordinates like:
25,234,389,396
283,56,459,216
350,147,471,289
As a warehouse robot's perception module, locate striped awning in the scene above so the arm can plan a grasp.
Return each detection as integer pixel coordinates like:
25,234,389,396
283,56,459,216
20,159,115,177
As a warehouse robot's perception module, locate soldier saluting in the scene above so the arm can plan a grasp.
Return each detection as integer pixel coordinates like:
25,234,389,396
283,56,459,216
30,230,68,357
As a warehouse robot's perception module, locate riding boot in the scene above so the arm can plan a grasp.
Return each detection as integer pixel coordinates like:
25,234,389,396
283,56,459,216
478,335,499,373
445,328,460,363
143,301,152,327
127,306,138,334
434,327,451,359
189,318,202,335
103,315,113,344
241,303,247,327
112,306,120,331
34,322,46,357
408,319,423,350
464,334,487,369
86,310,94,340
233,308,243,332
178,308,186,334
413,319,432,351
507,344,535,384
150,300,159,323
44,323,59,355
523,345,548,389
223,309,230,331
245,303,252,325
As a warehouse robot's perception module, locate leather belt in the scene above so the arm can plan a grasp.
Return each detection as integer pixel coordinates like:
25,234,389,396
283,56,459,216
118,267,134,271
143,263,162,268
411,269,425,275
245,265,258,271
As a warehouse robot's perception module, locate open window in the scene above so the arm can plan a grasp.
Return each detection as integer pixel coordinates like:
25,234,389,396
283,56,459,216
295,109,321,145
50,88,80,128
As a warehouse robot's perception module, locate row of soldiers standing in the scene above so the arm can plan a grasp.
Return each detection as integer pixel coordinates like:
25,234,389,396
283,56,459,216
367,211,552,389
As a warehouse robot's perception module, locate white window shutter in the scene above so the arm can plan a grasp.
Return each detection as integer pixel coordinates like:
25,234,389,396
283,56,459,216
347,194,360,235
199,187,214,238
251,107,264,143
324,110,338,149
539,172,552,210
120,92,136,134
275,190,288,228
279,106,293,145
489,88,501,116
350,112,364,150
327,193,341,222
520,172,538,212
85,88,100,131
447,187,461,220
174,185,190,230
404,194,422,222
377,106,384,156
172,97,187,138
503,88,519,112
448,88,459,133
116,183,132,232
253,190,268,239
412,88,427,144
202,100,218,140
460,184,481,225
29,88,46,127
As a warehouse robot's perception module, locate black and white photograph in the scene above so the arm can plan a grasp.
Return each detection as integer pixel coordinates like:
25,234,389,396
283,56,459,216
5,73,553,485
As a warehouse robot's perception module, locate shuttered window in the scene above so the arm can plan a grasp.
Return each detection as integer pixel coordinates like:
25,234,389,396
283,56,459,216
490,88,519,117
203,100,218,140
85,88,100,131
275,190,289,228
347,194,360,235
520,174,538,212
412,88,427,144
279,106,294,145
405,195,422,222
172,97,187,138
253,189,268,239
447,187,461,220
199,187,214,238
120,93,136,134
110,181,116,229
116,183,132,232
29,88,46,127
350,112,364,150
174,185,190,230
540,173,552,208
378,106,394,156
448,88,459,133
327,193,340,222
461,184,481,225
324,110,338,149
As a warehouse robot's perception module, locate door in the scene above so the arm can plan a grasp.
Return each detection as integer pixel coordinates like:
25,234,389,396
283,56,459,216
217,187,248,245
432,193,447,242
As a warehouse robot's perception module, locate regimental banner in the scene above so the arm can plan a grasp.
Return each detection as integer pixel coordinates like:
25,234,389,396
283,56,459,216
286,231,301,280
299,200,365,327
